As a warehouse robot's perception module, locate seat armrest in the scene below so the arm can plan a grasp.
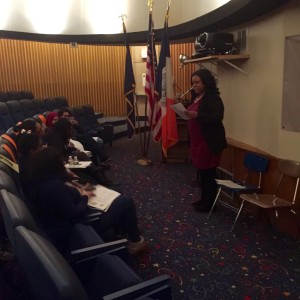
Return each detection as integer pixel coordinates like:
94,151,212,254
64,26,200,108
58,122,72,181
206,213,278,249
102,275,172,300
81,211,103,224
71,238,128,261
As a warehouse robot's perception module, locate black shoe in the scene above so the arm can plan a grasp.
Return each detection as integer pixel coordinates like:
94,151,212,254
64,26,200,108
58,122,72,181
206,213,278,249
194,204,216,213
192,200,203,207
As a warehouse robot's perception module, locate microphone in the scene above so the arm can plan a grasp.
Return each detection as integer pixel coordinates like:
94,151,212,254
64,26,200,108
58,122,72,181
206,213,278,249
179,87,193,99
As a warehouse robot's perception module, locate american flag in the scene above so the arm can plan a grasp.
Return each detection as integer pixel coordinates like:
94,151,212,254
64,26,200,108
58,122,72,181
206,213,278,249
145,9,158,140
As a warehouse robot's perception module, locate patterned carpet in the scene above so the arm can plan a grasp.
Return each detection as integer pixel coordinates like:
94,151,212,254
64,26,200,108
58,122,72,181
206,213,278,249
106,136,300,300
1,135,300,300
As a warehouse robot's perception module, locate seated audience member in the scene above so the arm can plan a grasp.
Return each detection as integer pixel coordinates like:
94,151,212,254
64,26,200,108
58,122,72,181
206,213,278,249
58,108,110,167
13,118,45,138
17,145,147,255
46,112,85,152
44,118,115,187
45,111,59,128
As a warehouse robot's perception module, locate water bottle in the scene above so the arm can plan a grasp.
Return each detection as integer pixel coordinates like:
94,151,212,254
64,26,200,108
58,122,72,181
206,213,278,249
68,156,74,165
73,156,79,165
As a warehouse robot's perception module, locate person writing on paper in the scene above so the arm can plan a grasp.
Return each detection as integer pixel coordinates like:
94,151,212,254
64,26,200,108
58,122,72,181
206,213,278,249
185,69,227,212
19,146,147,256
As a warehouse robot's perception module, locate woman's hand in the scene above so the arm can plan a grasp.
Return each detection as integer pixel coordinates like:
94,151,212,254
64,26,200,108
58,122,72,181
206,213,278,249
80,189,95,198
184,111,198,119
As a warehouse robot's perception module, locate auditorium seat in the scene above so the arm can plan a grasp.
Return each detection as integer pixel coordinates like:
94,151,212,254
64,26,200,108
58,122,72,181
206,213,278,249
20,90,34,99
15,226,172,300
0,102,16,131
19,99,38,118
44,97,58,112
55,96,69,109
32,98,48,114
7,91,23,101
0,91,9,102
6,100,27,123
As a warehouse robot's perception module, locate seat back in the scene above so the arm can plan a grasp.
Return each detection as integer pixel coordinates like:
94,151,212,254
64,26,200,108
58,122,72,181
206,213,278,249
20,99,38,118
55,96,69,109
0,190,39,249
0,170,20,195
20,90,34,99
6,100,27,123
15,226,89,300
0,91,9,102
243,153,269,188
0,102,16,131
44,97,58,112
244,153,269,172
7,91,22,101
275,159,300,204
32,98,48,114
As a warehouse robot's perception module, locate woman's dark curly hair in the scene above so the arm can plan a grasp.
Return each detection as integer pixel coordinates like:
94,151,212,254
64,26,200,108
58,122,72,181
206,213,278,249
28,147,67,182
17,133,42,157
13,118,38,134
190,68,219,100
51,118,72,145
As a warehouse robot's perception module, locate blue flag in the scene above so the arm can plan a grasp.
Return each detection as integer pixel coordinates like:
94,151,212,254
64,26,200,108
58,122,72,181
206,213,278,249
123,21,136,139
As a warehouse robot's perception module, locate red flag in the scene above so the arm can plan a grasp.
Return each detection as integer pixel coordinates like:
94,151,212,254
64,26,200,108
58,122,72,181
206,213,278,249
154,17,178,156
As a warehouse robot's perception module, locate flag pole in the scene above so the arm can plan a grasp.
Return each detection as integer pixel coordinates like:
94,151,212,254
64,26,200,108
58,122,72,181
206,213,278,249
136,0,155,166
121,14,149,165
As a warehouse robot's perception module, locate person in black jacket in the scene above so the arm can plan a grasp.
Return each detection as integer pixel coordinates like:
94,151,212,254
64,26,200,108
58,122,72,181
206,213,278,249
184,69,227,212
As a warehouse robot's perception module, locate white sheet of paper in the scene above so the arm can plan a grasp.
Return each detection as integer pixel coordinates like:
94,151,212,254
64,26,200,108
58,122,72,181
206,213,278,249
65,161,92,169
88,185,121,212
215,179,246,189
170,103,191,120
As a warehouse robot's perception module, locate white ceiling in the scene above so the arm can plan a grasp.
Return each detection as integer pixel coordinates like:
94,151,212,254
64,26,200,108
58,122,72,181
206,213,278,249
0,0,230,34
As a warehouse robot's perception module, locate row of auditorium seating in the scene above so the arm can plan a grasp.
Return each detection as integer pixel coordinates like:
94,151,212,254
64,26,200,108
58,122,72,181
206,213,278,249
0,93,114,145
0,162,172,299
0,95,69,134
0,90,34,102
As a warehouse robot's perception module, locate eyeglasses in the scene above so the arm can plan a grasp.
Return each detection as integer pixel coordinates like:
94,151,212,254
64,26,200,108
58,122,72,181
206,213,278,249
62,114,70,118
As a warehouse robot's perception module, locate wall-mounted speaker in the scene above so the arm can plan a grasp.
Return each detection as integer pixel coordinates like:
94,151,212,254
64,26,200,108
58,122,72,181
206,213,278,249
194,32,235,56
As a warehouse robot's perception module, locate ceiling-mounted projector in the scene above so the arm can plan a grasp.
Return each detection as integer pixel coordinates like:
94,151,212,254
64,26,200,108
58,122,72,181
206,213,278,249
194,32,235,57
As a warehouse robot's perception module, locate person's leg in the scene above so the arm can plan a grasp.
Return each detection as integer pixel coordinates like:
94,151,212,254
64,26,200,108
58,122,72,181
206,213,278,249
77,134,102,166
195,167,217,212
89,196,141,242
192,169,206,206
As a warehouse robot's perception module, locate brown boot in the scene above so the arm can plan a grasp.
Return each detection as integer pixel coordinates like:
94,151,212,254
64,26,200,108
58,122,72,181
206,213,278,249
127,236,149,255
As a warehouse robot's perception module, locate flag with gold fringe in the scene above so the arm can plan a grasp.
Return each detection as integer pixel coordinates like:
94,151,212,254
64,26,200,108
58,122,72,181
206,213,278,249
154,6,178,156
123,20,136,139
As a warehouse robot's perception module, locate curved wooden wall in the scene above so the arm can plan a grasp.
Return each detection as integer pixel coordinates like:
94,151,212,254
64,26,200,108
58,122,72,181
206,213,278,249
0,39,195,116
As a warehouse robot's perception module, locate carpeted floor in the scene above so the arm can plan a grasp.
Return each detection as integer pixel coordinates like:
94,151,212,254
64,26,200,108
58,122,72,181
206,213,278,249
106,136,300,300
1,135,300,300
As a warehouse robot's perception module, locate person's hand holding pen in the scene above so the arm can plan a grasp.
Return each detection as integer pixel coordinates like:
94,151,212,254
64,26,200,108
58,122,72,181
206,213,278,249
69,116,79,126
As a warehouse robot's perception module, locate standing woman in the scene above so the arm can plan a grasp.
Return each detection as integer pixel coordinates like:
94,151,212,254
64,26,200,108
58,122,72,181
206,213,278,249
184,69,227,212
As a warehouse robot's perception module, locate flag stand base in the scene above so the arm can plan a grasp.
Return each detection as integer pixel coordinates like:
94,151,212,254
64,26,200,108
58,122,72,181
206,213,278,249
136,158,153,166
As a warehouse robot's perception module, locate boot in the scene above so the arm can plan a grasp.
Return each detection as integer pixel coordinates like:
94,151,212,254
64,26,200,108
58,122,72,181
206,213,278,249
194,168,217,212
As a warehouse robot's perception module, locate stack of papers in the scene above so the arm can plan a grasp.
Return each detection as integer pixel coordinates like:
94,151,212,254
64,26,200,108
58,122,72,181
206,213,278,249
87,185,121,212
215,179,246,189
65,161,92,169
170,103,191,120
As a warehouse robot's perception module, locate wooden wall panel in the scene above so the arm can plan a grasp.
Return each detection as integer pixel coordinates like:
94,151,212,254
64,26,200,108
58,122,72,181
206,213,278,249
0,39,195,116
170,42,196,97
